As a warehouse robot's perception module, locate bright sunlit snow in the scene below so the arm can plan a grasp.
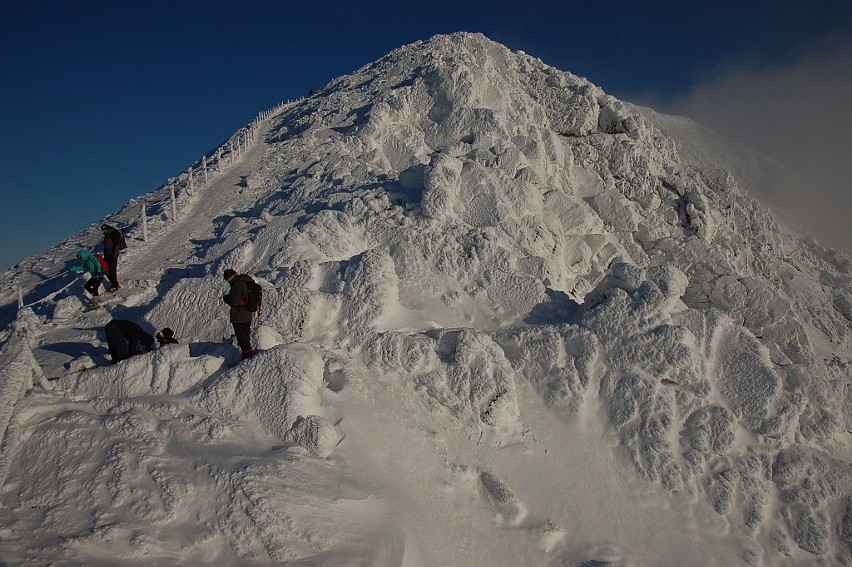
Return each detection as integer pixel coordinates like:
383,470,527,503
0,33,849,566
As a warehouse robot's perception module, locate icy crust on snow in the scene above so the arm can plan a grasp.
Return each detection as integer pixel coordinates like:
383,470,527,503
0,309,49,486
190,343,340,457
1,32,851,565
51,341,339,456
242,33,850,560
497,324,599,410
57,344,224,398
145,276,233,343
0,395,366,564
363,328,522,439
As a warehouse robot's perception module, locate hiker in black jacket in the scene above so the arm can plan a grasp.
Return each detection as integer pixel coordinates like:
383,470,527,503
223,268,255,360
101,224,123,292
105,319,154,364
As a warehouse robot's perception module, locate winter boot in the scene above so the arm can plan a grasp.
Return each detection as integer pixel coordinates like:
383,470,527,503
89,297,101,310
241,347,254,360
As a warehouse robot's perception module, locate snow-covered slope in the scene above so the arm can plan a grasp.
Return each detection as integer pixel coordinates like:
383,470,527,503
0,32,849,566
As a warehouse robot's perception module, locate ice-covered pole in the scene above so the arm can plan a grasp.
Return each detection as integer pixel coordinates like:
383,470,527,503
202,156,209,183
187,167,194,196
140,202,149,242
170,184,178,221
17,286,23,309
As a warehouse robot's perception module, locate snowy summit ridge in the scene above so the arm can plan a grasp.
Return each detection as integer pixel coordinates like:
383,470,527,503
0,32,850,566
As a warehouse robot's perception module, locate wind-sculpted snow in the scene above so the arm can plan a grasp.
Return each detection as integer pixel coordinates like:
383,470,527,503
0,32,850,565
580,262,783,497
190,343,340,456
497,325,599,410
146,276,232,343
0,391,375,564
0,309,49,487
363,328,522,440
771,445,852,557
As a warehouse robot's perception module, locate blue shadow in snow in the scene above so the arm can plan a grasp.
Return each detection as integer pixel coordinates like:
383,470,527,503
523,288,583,326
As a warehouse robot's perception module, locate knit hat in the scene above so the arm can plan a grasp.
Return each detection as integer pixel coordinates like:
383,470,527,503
156,328,176,344
223,269,237,280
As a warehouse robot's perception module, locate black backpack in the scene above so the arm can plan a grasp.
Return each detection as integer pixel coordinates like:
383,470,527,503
118,228,128,250
245,280,263,312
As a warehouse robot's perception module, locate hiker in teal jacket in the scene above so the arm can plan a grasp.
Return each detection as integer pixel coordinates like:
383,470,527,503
71,249,104,310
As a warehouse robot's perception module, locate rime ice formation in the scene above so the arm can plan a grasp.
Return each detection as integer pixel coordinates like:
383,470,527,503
0,33,849,566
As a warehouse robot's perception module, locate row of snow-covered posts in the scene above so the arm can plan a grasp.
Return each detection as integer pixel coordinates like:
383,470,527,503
13,99,304,312
132,99,296,242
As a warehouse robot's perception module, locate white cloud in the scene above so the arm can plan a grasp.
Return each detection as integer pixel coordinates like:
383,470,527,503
669,39,852,257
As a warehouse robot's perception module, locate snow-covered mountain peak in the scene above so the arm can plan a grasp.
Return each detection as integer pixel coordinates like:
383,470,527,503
0,33,849,566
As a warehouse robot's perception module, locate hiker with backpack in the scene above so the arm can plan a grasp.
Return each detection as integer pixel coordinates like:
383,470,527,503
222,268,261,360
101,224,126,292
71,249,107,310
104,319,155,364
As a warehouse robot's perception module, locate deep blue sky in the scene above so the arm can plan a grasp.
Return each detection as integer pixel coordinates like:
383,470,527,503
2,1,852,269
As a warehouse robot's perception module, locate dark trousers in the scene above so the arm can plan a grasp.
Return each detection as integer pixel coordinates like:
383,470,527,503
106,321,130,363
233,321,252,349
85,276,102,297
107,257,119,287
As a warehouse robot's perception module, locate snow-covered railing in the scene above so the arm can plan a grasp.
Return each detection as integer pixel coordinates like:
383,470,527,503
13,99,303,312
130,99,297,242
0,308,50,487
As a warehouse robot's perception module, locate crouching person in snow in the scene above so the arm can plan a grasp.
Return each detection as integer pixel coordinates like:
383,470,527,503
105,319,155,364
71,249,105,310
156,327,178,346
223,268,255,360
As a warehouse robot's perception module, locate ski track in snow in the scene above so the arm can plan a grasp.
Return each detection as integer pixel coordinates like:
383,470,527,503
0,32,850,566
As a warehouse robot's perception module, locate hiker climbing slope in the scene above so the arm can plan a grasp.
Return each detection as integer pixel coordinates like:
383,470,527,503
222,268,261,360
70,249,105,310
100,224,126,292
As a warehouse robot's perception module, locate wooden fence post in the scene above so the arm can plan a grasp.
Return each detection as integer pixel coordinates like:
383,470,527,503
187,167,194,196
202,156,209,183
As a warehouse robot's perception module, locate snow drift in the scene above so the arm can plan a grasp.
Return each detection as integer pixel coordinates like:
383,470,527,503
0,32,849,566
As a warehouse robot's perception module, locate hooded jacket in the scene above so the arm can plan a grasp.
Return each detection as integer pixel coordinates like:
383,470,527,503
225,274,255,324
71,250,102,277
102,227,122,260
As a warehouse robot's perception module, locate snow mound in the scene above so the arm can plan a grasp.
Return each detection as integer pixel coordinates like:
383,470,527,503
363,328,522,440
189,343,340,456
57,344,224,398
0,31,850,565
0,308,49,486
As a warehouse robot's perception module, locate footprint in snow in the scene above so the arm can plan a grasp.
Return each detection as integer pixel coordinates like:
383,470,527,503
479,470,527,527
